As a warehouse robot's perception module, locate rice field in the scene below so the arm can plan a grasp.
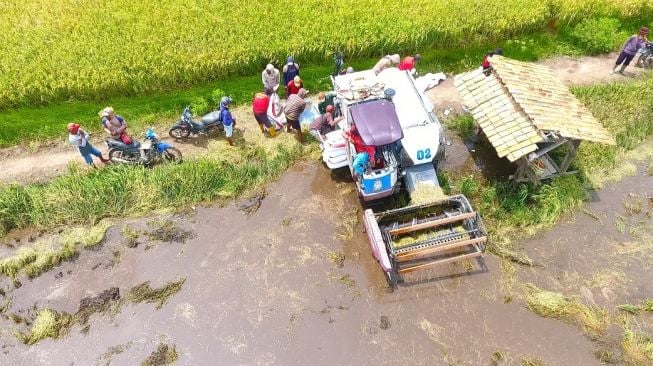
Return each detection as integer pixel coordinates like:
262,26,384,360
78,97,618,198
1,0,650,109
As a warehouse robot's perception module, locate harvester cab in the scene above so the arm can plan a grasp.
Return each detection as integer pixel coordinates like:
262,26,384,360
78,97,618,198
320,67,488,287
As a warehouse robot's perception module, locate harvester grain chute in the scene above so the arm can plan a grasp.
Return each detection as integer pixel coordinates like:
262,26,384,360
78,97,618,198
317,67,488,287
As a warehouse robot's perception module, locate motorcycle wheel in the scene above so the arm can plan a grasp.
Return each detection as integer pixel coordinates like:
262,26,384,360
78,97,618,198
163,147,183,163
643,54,653,69
108,148,140,164
169,127,191,139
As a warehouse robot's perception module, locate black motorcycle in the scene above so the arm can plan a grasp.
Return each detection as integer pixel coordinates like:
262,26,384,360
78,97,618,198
168,106,223,139
107,128,182,166
636,42,653,69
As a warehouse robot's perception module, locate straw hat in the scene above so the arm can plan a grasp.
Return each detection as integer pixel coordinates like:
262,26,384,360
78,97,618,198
99,106,114,118
293,75,302,87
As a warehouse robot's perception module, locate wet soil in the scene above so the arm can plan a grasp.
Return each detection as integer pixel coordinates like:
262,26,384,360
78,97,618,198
5,160,650,365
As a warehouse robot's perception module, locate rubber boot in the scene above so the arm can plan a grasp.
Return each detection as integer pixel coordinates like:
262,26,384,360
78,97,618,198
618,64,627,75
610,64,619,75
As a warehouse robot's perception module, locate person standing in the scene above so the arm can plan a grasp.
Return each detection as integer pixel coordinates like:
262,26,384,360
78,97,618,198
284,88,308,143
67,123,109,166
220,96,236,146
262,64,280,93
372,54,400,75
282,56,300,98
612,27,649,75
398,54,421,75
252,88,276,137
266,88,285,131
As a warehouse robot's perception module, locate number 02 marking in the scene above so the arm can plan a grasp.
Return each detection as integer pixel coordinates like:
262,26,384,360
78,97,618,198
416,148,431,160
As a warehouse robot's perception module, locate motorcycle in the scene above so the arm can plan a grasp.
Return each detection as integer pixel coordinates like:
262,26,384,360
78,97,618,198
106,128,182,166
168,106,223,139
636,42,653,69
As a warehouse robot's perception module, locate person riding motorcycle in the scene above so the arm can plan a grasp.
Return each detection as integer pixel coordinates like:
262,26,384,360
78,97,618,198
99,106,146,160
100,107,129,141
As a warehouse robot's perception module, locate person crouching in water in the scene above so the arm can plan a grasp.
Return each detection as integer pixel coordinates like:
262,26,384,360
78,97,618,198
252,88,276,137
220,96,236,146
67,123,109,166
284,88,308,144
612,27,649,75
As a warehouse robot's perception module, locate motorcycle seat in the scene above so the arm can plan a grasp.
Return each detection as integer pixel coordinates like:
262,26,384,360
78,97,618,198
107,139,141,149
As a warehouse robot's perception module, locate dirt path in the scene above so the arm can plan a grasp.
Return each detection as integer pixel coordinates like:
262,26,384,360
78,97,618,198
0,108,282,184
0,52,649,185
427,52,648,117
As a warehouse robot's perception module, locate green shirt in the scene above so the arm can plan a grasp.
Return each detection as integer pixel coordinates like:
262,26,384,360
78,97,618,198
318,92,336,114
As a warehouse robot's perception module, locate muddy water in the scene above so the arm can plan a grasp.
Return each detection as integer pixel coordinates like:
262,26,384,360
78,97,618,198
522,164,653,312
0,162,621,366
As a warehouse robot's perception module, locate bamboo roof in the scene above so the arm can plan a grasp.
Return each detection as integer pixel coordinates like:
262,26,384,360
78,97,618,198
454,56,615,162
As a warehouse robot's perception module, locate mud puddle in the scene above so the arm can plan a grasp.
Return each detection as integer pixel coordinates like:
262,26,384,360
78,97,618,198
3,160,649,365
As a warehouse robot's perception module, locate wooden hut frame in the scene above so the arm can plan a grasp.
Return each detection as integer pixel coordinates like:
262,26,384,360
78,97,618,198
454,56,615,185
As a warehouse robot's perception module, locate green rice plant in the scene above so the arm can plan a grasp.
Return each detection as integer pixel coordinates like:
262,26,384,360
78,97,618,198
141,344,179,366
0,0,650,112
622,325,653,366
643,299,653,312
521,356,548,366
0,246,38,278
525,284,609,339
459,176,481,198
448,115,476,140
16,309,73,345
618,304,642,315
61,220,113,249
569,17,627,54
127,278,186,310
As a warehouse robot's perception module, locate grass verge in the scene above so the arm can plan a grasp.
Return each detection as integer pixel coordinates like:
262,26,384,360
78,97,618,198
0,141,307,237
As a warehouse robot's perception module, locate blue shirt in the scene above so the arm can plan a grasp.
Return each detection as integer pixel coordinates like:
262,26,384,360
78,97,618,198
221,108,234,126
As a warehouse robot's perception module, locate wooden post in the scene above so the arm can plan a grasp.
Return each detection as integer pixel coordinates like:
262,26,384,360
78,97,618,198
559,139,581,173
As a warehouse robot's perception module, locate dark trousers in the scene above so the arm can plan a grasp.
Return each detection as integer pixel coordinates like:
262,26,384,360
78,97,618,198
615,51,635,66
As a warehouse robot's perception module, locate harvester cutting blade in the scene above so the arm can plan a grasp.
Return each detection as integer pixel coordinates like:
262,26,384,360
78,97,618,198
364,195,488,287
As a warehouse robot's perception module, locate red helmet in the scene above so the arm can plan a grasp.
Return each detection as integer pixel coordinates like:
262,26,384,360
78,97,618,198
67,123,80,134
326,105,334,113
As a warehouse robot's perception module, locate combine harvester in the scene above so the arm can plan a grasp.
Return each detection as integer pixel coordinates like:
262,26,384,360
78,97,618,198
319,68,487,287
